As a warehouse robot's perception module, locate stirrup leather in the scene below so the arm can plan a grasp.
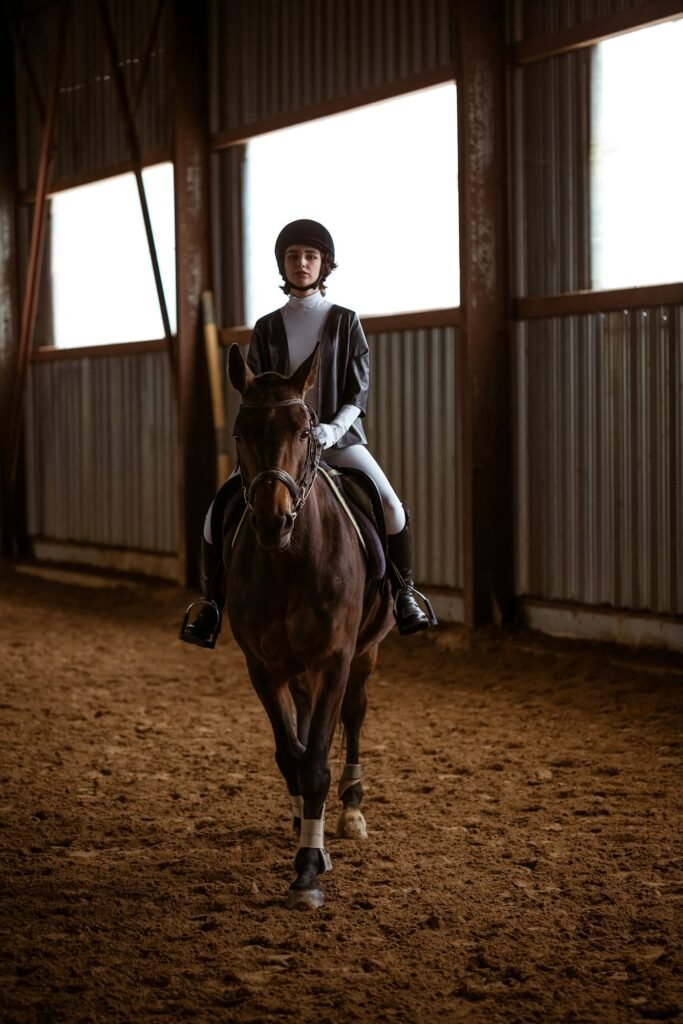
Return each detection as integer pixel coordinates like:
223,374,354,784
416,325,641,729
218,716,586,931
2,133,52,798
179,598,222,649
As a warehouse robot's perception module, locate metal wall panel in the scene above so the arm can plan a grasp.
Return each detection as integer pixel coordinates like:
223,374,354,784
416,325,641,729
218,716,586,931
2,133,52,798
513,0,661,41
510,49,591,298
208,0,456,135
15,0,171,192
25,350,177,553
515,307,683,615
366,327,462,590
221,327,463,590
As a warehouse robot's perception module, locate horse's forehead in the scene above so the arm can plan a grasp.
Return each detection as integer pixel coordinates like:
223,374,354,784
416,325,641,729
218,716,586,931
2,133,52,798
237,390,308,432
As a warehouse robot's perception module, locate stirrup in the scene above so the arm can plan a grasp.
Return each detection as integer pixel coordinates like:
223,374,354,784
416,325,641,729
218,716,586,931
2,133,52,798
393,585,438,636
179,598,221,649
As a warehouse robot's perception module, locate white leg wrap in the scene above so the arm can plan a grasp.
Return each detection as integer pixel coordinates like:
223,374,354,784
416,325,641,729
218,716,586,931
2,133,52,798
297,805,332,872
299,812,325,850
289,793,304,819
338,763,363,798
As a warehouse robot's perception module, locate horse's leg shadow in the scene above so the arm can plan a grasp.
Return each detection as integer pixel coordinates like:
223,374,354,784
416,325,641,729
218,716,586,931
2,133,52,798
335,645,378,841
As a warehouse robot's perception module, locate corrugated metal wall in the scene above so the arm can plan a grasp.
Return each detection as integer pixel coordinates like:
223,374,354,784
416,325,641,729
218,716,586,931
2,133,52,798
208,0,455,135
25,351,177,553
515,308,682,615
15,0,171,192
221,327,463,590
513,0,659,40
366,327,462,590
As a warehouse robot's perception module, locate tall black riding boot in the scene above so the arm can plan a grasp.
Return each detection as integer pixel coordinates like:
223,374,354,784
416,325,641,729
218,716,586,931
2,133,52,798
179,537,225,649
387,511,437,636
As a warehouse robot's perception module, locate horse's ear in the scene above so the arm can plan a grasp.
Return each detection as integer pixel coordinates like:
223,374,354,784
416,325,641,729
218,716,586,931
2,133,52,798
228,344,255,394
290,342,321,397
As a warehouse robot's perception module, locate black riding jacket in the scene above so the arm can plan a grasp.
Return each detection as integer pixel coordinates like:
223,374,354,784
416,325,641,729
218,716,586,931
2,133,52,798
246,303,369,448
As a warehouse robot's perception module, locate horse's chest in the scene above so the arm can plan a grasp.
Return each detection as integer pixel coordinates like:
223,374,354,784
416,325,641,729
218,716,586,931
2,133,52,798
228,580,349,670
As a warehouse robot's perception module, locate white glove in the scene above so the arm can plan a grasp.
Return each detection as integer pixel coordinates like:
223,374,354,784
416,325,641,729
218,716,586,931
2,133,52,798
313,404,361,450
313,422,343,449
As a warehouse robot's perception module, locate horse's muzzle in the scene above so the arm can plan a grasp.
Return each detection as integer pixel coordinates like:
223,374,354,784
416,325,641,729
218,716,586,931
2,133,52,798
250,512,295,550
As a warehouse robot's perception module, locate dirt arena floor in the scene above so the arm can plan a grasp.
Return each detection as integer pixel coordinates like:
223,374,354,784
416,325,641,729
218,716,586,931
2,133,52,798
1,563,681,1024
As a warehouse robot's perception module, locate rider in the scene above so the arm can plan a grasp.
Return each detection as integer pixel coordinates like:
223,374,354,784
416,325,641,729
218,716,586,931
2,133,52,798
180,218,436,647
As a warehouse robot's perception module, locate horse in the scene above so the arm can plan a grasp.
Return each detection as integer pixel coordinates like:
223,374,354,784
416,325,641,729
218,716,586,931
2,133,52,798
224,341,394,909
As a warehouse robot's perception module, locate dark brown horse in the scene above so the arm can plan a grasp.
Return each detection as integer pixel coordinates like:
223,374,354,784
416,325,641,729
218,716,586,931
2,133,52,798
225,342,394,909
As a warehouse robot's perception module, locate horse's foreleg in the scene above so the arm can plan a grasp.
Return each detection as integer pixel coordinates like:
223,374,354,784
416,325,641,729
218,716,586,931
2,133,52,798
286,657,349,910
336,646,377,841
283,674,311,830
246,658,305,832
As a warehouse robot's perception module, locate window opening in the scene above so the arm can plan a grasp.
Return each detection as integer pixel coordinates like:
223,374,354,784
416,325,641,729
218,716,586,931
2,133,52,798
243,83,459,323
591,20,683,290
50,162,176,348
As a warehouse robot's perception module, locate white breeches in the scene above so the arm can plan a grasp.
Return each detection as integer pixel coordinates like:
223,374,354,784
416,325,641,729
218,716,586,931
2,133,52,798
323,445,406,535
203,444,405,543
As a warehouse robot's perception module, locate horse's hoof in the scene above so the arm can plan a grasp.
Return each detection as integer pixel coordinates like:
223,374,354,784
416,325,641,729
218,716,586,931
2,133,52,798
335,807,368,840
285,887,325,910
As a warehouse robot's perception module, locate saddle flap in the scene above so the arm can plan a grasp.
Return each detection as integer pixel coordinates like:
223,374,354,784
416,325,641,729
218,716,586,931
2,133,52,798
320,464,387,582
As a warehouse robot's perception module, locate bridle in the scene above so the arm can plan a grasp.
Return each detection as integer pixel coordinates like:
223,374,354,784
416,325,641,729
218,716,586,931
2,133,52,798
235,397,322,520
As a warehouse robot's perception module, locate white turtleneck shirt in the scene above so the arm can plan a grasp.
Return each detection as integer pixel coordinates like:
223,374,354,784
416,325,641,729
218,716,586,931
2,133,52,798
282,290,331,373
281,291,360,436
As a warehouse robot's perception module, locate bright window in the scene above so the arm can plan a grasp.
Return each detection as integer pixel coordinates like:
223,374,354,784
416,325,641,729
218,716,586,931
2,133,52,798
591,20,683,289
50,162,176,348
243,83,459,322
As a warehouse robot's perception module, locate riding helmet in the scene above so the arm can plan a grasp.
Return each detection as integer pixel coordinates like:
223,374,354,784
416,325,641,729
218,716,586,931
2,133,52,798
275,219,335,275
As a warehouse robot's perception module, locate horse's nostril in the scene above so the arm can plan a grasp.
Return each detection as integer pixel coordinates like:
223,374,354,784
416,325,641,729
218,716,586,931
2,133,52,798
282,514,294,532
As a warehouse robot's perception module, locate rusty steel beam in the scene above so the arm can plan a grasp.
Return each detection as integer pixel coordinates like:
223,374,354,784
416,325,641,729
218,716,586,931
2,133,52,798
513,0,683,65
211,67,457,151
514,282,683,320
6,0,70,490
174,0,214,588
456,0,514,627
96,0,177,390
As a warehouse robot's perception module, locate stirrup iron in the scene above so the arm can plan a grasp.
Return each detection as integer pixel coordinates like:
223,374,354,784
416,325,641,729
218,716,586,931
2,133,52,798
179,598,221,649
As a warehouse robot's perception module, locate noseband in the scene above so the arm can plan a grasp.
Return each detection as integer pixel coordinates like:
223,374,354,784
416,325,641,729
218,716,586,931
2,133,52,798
235,398,321,520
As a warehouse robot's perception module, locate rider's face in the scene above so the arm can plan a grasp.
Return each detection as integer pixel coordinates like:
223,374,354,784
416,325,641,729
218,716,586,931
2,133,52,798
284,245,322,294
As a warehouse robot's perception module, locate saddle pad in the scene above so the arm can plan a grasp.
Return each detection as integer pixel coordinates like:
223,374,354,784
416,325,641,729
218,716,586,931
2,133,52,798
321,466,387,583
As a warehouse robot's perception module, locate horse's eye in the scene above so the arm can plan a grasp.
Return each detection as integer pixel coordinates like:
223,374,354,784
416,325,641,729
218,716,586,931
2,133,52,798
232,432,241,442
300,429,310,441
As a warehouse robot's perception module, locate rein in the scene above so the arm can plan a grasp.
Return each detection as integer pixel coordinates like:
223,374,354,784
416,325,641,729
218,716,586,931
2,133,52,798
235,397,322,519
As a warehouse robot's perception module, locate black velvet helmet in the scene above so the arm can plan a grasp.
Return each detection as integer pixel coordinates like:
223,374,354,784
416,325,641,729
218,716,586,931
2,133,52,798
274,219,335,275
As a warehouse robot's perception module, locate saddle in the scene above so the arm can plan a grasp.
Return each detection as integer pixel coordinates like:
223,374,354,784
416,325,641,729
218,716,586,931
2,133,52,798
211,466,387,582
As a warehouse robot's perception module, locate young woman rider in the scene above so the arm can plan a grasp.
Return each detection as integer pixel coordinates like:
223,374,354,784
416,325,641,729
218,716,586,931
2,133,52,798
180,218,436,647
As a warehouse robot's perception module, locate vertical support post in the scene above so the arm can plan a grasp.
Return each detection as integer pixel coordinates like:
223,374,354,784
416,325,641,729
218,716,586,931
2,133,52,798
173,0,214,586
456,0,514,626
0,12,20,556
